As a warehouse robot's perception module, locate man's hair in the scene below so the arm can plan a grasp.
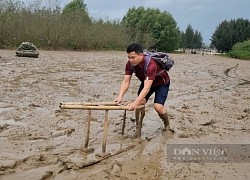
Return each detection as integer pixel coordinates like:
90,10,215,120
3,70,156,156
127,43,143,54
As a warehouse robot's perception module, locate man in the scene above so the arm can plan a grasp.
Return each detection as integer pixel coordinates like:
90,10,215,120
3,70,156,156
114,43,171,132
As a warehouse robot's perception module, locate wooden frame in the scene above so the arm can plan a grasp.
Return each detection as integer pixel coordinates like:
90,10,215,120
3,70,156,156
59,102,145,157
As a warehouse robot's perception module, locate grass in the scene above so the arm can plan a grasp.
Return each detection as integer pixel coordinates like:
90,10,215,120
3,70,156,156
228,40,250,60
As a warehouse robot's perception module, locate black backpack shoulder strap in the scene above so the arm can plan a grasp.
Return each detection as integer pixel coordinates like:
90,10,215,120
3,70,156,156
144,54,151,74
143,50,152,74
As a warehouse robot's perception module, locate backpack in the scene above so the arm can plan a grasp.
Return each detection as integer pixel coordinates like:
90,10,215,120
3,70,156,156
130,49,174,75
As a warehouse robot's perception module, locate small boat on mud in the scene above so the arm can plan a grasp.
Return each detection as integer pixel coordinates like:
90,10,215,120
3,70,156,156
16,42,39,58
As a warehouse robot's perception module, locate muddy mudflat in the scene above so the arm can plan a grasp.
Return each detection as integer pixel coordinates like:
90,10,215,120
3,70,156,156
0,50,249,179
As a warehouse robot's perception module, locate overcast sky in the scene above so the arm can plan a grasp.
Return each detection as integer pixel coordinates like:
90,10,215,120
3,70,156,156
30,0,250,44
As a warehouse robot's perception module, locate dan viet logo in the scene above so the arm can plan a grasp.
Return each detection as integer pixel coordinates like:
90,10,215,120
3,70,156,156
174,147,227,156
167,144,250,163
172,147,227,162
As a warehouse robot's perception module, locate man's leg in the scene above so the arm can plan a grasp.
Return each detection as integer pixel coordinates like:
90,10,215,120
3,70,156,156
154,103,169,130
153,84,170,131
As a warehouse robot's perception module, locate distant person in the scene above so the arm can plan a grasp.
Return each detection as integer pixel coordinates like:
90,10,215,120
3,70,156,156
114,43,171,135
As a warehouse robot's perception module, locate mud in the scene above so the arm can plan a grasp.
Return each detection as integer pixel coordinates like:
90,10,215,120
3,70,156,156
0,50,249,179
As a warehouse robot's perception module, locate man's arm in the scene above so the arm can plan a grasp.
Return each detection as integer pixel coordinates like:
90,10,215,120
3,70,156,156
128,79,153,110
114,75,132,103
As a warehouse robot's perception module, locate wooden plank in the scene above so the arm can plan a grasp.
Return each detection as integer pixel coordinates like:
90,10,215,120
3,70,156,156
59,104,145,110
60,102,117,106
82,144,136,168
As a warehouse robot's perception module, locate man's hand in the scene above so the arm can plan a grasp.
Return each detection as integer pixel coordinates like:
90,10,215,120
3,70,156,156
127,101,139,111
114,96,122,104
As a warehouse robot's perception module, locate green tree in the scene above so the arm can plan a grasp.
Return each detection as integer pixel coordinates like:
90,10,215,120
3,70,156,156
211,18,250,52
61,0,91,49
179,31,186,49
193,30,203,49
185,24,194,49
180,24,203,49
62,0,90,23
122,7,180,52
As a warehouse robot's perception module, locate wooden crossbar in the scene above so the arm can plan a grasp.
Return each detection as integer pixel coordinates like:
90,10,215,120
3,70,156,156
60,102,117,106
59,104,145,110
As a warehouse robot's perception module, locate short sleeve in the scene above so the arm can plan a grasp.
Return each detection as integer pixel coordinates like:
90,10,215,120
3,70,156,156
125,62,133,75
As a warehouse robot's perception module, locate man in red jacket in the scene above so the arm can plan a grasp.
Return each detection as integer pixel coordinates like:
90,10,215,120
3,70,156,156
114,43,171,134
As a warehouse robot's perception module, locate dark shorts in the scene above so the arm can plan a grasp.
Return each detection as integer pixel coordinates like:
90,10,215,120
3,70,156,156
138,83,170,105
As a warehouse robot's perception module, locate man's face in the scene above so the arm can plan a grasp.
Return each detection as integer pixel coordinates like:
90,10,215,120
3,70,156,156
127,52,143,66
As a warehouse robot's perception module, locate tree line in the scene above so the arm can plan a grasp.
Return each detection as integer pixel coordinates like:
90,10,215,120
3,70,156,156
0,0,249,53
0,0,129,50
0,0,202,52
211,18,250,52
